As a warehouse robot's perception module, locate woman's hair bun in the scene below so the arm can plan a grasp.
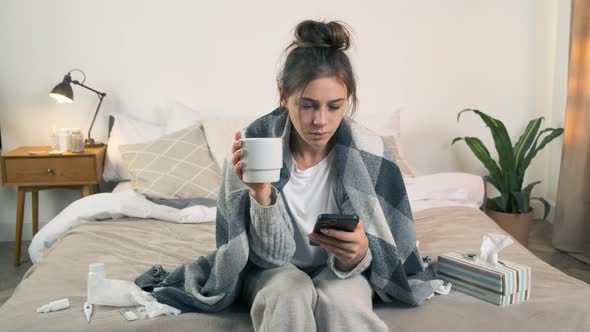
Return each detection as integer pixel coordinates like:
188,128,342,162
292,20,352,51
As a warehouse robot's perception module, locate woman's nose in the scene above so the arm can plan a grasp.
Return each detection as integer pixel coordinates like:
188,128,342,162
313,109,328,126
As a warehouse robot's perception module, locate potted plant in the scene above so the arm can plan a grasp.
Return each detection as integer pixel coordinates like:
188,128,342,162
452,109,564,247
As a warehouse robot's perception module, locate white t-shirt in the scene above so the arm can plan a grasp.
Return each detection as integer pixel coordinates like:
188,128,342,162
283,148,339,267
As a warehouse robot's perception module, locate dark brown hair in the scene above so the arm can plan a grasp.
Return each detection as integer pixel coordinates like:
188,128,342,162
277,20,358,116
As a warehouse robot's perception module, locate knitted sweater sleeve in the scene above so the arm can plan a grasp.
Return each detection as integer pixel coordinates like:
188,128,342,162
247,186,296,268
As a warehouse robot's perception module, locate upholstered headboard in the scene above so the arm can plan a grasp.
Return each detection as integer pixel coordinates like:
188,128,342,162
480,177,487,212
108,115,115,138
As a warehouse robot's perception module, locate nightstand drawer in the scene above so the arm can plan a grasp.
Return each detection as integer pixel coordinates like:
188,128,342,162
4,157,97,185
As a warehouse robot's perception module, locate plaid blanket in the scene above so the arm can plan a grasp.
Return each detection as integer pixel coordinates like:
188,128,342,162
135,106,440,312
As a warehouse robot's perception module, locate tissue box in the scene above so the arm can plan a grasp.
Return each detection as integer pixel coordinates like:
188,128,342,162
437,251,531,306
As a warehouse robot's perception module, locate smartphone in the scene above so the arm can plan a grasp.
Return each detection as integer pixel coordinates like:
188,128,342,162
310,214,359,246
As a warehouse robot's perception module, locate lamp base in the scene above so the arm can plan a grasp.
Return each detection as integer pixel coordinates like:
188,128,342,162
84,138,105,148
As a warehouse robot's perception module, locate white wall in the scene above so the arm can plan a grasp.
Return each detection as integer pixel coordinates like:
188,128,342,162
0,0,571,241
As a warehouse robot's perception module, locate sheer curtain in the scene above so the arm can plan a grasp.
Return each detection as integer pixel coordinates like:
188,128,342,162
553,0,590,264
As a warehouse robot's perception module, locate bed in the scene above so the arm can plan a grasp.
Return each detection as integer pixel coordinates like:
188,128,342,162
1,105,589,331
2,203,590,331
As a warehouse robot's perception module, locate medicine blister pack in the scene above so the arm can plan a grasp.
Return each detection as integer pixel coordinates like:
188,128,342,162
120,306,147,321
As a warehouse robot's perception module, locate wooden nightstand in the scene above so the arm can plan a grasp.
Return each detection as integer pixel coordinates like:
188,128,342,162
0,146,106,266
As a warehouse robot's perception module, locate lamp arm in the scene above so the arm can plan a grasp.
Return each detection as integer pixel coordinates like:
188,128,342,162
70,80,107,142
87,94,104,141
71,80,107,98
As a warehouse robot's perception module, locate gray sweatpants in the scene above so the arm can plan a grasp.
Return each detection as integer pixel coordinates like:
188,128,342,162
241,263,388,332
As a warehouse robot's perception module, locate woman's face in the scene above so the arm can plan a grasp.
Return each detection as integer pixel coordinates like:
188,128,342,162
281,77,348,151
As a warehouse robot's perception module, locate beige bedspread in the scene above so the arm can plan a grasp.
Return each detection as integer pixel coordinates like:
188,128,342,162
1,206,589,331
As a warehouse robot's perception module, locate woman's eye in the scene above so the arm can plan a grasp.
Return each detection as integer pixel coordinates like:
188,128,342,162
300,105,340,110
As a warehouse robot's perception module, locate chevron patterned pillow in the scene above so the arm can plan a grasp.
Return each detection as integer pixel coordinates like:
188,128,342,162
119,125,220,199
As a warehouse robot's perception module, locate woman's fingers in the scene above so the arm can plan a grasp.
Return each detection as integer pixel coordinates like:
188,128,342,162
314,220,366,243
232,149,243,166
309,233,354,252
318,228,355,243
232,130,244,179
233,155,243,178
232,131,242,153
318,220,364,242
318,241,353,262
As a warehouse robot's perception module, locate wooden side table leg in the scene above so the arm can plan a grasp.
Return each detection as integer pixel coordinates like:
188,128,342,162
81,185,91,197
94,183,101,194
32,191,39,236
14,187,25,266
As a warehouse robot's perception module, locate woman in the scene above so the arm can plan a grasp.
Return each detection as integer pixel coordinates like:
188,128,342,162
231,20,388,332
135,19,439,331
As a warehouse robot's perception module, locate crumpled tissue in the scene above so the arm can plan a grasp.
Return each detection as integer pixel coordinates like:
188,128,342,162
87,263,181,318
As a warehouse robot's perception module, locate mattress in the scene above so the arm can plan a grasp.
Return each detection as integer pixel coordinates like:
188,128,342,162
1,206,589,331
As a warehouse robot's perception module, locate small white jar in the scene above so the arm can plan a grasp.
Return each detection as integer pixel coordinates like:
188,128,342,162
71,128,84,153
57,128,71,152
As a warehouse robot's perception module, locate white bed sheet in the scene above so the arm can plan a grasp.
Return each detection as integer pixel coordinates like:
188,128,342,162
29,191,216,264
112,181,134,193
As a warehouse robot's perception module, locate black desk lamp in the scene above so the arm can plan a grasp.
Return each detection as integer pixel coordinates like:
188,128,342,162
50,69,106,147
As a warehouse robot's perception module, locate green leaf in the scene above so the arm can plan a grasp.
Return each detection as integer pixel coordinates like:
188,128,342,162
513,117,543,174
523,181,541,195
484,175,502,192
451,137,463,145
531,197,551,220
453,136,503,192
458,109,517,195
534,128,565,152
520,128,564,179
493,194,509,212
511,191,531,213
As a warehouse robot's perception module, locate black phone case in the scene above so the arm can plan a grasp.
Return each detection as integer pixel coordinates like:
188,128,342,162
310,214,359,246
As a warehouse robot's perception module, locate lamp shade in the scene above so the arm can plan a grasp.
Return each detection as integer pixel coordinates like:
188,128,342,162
49,75,74,103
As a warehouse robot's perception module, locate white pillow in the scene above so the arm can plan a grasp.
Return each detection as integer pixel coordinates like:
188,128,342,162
103,113,165,182
355,109,414,177
200,112,258,169
355,108,402,141
103,101,203,182
404,172,485,212
160,100,203,133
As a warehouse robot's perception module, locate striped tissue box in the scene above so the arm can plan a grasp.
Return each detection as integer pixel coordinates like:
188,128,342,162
437,252,531,306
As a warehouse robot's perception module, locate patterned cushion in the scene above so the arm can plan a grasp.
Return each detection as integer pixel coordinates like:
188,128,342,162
118,125,220,199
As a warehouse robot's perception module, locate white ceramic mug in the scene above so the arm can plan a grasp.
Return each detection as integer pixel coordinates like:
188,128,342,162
241,137,282,183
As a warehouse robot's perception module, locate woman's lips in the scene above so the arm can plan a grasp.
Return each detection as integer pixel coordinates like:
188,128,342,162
309,132,329,140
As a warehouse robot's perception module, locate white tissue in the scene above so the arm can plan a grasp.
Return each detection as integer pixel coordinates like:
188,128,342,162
408,279,452,301
131,291,181,318
87,263,141,307
87,263,181,318
475,233,514,266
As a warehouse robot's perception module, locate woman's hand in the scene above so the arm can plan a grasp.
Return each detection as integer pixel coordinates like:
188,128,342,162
308,220,369,272
232,130,273,206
